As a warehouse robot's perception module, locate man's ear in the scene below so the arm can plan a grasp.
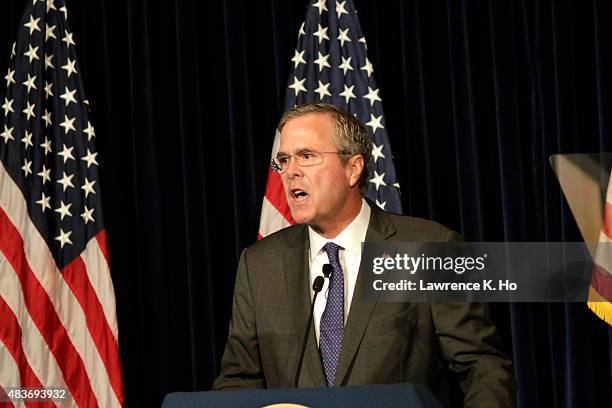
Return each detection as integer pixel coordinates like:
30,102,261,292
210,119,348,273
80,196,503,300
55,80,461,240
348,155,364,187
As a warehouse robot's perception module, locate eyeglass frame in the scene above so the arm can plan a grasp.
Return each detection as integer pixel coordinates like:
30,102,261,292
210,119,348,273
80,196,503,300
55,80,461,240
270,149,352,174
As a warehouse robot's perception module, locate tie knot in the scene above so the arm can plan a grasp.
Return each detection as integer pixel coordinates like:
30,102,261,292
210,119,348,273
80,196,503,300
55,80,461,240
323,242,341,260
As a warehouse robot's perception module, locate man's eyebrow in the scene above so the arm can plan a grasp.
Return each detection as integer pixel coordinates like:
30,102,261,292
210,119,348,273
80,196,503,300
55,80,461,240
276,148,314,158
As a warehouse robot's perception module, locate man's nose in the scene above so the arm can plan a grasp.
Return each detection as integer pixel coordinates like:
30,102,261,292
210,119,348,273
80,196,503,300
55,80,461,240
285,156,303,177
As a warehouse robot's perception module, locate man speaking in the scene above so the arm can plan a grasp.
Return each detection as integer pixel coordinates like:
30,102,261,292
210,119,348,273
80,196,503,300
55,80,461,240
213,103,516,407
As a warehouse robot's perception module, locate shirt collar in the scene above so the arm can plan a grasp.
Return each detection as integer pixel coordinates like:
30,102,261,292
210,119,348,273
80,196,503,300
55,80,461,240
308,198,371,261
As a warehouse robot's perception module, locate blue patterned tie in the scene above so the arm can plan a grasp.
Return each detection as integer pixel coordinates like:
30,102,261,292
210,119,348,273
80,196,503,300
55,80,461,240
320,242,345,387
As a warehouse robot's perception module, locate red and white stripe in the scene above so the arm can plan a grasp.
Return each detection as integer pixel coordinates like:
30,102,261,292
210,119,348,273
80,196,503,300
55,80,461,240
0,162,124,407
592,171,612,301
258,131,295,239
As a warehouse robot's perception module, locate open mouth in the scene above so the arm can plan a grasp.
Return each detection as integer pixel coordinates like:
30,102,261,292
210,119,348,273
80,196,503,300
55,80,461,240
291,189,309,201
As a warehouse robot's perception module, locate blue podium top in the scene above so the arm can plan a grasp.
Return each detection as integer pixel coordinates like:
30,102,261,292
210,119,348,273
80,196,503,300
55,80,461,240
162,383,443,408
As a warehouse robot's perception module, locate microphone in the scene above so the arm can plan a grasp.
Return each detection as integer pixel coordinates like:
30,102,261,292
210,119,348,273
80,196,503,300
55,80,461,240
293,275,325,388
322,263,333,278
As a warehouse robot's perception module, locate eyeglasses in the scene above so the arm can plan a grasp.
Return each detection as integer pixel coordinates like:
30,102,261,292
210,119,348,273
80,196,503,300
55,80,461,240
271,150,348,174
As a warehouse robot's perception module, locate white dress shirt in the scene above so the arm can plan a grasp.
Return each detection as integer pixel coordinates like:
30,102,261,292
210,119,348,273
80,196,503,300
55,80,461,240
308,199,371,345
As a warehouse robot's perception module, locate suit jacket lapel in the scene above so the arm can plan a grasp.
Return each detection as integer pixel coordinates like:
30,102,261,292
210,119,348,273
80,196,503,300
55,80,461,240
335,205,396,385
283,226,326,387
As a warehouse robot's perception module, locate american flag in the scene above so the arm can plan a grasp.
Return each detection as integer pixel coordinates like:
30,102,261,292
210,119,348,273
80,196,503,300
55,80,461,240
0,1,123,406
588,170,612,325
258,0,402,238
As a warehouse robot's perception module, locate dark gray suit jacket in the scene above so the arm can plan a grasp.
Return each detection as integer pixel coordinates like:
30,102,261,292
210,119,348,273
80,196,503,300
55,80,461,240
213,204,516,407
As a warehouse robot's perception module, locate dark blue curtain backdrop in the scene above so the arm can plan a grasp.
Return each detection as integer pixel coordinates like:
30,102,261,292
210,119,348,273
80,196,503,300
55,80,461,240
1,0,611,406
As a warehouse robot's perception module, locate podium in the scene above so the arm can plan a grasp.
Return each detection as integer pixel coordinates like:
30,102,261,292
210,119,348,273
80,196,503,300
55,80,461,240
162,383,443,408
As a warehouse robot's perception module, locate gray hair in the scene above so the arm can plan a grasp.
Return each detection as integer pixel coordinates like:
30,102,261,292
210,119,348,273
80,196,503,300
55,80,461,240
278,103,373,196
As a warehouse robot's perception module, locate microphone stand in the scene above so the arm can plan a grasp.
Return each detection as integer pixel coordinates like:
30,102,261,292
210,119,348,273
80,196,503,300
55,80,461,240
293,275,325,388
